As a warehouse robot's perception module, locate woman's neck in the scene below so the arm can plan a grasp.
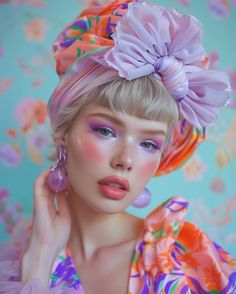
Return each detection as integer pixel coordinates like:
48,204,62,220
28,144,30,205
66,189,143,262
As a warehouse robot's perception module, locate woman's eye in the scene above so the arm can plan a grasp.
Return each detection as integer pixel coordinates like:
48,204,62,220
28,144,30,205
95,127,115,137
141,141,159,150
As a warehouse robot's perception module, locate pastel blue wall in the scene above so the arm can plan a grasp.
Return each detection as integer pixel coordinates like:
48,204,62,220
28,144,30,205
0,0,235,256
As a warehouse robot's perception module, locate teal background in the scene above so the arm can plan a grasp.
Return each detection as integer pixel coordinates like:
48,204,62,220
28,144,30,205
0,0,236,257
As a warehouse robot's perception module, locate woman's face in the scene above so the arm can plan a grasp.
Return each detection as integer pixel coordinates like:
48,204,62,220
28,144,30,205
64,103,168,214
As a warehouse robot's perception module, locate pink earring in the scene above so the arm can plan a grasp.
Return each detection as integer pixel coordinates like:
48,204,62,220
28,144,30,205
131,187,152,208
47,145,69,193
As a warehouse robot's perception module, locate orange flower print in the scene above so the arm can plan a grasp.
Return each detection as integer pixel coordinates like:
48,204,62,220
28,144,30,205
178,251,200,269
7,128,17,138
23,18,50,42
14,99,47,132
0,78,14,94
204,258,222,291
178,222,207,253
210,176,225,194
183,155,207,181
216,147,232,168
155,237,175,274
33,100,47,124
14,99,35,132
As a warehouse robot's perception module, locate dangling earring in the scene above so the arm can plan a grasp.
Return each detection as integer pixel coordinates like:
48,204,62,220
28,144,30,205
131,187,152,208
47,145,69,192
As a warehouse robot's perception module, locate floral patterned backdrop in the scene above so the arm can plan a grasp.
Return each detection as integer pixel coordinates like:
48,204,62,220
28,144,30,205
0,0,236,256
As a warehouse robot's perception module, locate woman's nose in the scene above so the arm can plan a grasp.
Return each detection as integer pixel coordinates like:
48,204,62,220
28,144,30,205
110,144,134,172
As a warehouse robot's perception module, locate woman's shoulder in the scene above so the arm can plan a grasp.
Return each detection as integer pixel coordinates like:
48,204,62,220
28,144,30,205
133,196,236,293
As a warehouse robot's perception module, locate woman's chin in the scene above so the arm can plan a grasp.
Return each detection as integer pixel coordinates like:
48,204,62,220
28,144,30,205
89,200,130,215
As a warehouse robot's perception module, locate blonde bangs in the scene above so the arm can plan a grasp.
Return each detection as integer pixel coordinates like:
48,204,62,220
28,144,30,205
91,76,179,126
53,76,179,143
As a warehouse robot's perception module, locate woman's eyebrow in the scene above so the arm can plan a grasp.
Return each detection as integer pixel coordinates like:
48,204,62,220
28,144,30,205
87,113,167,136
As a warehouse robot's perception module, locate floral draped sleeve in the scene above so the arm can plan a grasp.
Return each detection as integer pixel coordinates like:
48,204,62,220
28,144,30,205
0,223,80,293
128,196,236,294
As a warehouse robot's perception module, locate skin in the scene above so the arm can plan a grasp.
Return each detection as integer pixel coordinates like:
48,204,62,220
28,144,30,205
21,103,168,294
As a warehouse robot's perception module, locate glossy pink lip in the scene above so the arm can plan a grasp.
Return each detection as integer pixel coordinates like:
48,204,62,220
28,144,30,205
98,185,127,200
98,176,130,191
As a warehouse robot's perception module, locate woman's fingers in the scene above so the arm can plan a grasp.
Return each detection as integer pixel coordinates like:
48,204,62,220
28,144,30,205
33,169,71,218
57,192,70,218
28,170,71,259
33,169,55,213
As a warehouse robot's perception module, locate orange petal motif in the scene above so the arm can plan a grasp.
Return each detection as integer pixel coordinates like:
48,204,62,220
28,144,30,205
34,100,47,124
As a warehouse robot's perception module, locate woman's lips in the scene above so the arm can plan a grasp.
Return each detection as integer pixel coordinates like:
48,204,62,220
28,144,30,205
98,176,130,191
98,183,128,200
98,176,130,200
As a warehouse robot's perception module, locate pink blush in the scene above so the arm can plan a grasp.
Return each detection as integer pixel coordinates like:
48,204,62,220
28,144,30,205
82,135,105,162
139,159,160,180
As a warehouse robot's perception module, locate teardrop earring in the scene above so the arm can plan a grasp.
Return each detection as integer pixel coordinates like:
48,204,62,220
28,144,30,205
131,187,152,208
47,145,69,193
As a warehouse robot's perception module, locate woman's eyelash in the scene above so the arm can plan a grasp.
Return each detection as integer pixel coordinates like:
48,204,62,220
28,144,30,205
92,126,161,150
141,141,159,150
93,127,115,137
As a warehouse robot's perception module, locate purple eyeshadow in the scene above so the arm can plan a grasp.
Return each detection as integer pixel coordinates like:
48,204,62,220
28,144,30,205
87,121,117,140
153,138,164,149
88,120,164,151
88,121,115,132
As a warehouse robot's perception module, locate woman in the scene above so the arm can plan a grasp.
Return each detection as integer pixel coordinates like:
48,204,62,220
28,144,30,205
0,0,235,293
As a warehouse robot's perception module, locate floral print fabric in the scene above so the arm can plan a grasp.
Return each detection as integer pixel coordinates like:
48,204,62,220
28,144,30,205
49,197,236,293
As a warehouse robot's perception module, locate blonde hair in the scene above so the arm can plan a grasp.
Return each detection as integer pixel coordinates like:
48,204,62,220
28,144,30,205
50,75,179,159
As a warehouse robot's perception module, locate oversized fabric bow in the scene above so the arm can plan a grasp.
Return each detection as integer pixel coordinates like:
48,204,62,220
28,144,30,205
102,1,231,129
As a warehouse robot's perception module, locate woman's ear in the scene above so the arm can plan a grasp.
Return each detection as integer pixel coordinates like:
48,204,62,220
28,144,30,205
53,133,67,148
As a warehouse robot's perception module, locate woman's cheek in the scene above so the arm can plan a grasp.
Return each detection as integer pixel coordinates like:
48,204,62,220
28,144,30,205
138,159,160,180
81,134,107,162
